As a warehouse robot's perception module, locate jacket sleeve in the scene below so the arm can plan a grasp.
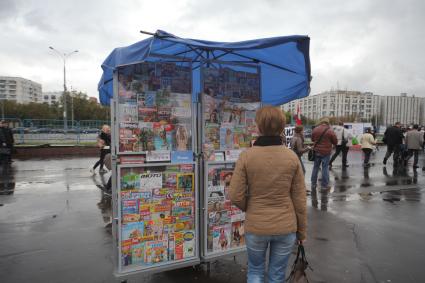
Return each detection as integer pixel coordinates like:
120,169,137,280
229,151,248,211
330,131,338,145
290,160,307,240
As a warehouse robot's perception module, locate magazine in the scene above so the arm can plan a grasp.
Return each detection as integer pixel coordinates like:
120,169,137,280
122,222,144,244
219,127,234,150
176,173,194,192
144,239,168,264
231,221,245,247
132,243,144,264
212,224,231,251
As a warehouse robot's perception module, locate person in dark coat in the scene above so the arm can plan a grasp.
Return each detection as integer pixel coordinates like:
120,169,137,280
91,125,111,174
0,120,13,164
1,121,14,163
383,122,404,166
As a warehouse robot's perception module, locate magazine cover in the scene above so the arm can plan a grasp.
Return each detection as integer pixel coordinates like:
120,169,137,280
174,124,190,151
139,204,152,221
122,199,140,224
219,127,234,150
121,244,133,266
144,239,168,264
121,173,140,191
220,170,233,191
164,172,177,190
119,124,140,152
119,103,138,123
212,224,231,251
138,122,154,151
173,231,184,260
122,222,144,244
140,172,162,191
131,243,144,265
207,196,226,213
205,123,220,150
231,221,245,247
183,230,196,258
176,173,194,192
153,123,172,150
208,210,230,226
144,220,164,241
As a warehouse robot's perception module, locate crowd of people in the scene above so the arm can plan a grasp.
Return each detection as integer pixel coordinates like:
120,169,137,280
290,118,425,192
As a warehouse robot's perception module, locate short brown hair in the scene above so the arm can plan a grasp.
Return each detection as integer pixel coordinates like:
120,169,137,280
295,125,303,133
255,106,286,136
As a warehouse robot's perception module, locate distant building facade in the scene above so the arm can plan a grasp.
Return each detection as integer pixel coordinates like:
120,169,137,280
379,93,425,125
282,90,425,126
0,76,42,103
42,91,62,105
282,90,379,122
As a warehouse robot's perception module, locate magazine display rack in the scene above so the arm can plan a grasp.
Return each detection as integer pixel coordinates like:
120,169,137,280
200,64,262,260
110,57,262,276
111,57,200,275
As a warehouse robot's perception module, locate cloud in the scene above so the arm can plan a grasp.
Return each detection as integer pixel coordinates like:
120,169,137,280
0,0,424,100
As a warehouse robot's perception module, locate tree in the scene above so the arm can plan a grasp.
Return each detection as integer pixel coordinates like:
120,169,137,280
4,91,110,122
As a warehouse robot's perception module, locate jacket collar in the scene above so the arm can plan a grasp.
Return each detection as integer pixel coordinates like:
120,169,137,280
253,136,283,146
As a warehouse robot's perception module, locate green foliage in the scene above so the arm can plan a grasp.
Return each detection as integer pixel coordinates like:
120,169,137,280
3,91,110,121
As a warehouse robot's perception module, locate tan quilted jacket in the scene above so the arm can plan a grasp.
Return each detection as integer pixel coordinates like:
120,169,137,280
229,145,307,240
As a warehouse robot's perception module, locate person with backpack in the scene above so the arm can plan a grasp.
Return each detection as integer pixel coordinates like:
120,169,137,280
310,118,337,190
329,121,351,169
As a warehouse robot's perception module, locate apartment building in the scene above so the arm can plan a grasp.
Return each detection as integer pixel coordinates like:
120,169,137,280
282,90,425,125
282,90,379,122
42,91,62,105
0,76,42,103
379,93,424,125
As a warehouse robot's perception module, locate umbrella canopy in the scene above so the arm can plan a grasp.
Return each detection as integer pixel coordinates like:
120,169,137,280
98,30,311,106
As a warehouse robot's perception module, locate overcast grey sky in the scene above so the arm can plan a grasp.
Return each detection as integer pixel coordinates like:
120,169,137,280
1,0,424,100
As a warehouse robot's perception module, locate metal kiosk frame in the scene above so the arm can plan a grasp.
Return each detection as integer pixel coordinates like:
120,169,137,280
111,54,201,278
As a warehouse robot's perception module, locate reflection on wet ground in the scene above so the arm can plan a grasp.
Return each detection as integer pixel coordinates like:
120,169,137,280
1,149,425,282
306,150,424,211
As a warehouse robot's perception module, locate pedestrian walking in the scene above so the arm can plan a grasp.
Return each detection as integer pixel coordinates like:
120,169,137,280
2,121,14,163
290,125,311,174
404,124,423,169
360,128,376,167
0,121,9,166
329,121,351,168
311,117,337,190
229,106,307,283
91,125,111,174
383,122,404,166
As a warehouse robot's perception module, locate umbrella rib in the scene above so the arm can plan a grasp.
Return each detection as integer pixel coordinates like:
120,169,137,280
225,50,301,75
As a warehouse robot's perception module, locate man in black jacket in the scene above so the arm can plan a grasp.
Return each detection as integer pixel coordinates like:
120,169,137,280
383,122,404,166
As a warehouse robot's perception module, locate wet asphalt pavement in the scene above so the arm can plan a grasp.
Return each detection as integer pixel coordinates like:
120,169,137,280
1,148,425,283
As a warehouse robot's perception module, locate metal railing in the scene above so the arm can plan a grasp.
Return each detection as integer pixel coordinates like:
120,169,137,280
4,118,110,145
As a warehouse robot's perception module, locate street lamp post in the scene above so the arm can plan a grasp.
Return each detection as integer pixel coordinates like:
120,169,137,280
49,46,78,132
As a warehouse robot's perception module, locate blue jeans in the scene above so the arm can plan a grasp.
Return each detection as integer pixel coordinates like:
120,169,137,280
245,232,296,283
311,153,331,188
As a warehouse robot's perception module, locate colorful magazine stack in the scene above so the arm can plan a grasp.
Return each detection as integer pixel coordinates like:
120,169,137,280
120,165,196,268
202,67,261,161
206,165,246,252
117,62,192,155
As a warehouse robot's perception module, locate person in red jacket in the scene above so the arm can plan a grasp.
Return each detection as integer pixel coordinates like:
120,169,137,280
310,118,337,190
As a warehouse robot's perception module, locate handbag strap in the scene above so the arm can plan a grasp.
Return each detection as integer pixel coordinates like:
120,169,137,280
314,127,330,148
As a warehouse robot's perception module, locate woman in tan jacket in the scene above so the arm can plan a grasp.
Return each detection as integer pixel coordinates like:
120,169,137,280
229,106,307,283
